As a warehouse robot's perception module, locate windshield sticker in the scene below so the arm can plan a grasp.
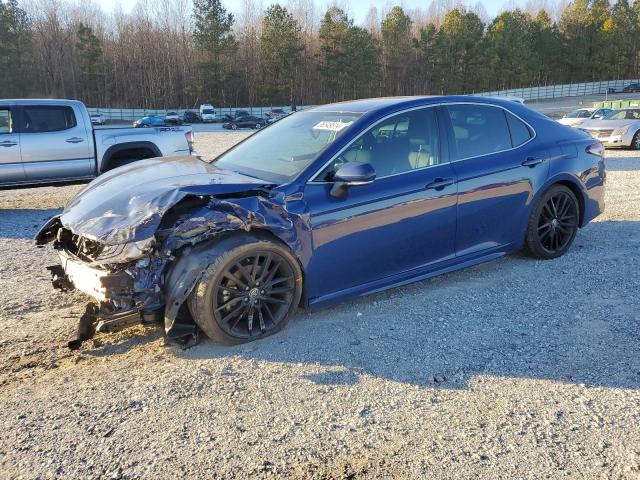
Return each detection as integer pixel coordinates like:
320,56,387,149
312,120,353,132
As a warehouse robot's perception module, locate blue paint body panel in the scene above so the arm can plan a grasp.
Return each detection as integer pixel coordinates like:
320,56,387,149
272,96,605,305
46,96,606,313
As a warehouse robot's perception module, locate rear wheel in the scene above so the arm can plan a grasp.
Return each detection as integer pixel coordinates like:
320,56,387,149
188,236,303,345
524,185,579,259
231,124,238,130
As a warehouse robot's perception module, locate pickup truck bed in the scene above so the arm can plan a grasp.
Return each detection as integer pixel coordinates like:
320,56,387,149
0,99,193,187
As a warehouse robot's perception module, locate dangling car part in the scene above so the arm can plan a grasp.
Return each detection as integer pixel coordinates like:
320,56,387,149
36,96,605,349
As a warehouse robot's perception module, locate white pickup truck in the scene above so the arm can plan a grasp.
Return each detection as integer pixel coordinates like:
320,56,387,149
0,99,194,187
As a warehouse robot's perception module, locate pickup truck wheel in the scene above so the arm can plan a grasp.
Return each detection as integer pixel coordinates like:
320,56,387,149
188,235,303,345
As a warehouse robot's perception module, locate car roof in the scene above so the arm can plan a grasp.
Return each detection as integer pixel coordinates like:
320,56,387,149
308,95,525,115
0,98,85,107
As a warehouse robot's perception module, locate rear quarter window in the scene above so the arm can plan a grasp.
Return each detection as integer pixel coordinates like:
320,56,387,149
505,111,533,147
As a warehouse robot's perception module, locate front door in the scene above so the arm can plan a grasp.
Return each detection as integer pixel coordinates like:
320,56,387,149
303,106,458,301
0,107,25,184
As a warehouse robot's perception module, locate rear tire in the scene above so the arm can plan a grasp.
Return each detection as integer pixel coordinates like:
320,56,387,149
523,185,580,260
188,235,303,345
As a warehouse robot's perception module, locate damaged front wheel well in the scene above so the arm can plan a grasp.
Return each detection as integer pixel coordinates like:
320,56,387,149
162,229,307,341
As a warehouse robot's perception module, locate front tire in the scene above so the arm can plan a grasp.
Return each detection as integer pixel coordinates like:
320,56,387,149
524,185,580,259
631,131,640,150
188,235,303,345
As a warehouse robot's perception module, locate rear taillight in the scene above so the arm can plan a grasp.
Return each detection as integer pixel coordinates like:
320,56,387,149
586,142,604,157
185,131,194,152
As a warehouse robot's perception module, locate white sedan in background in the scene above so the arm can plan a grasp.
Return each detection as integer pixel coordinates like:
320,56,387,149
90,113,107,125
579,108,640,149
558,108,612,127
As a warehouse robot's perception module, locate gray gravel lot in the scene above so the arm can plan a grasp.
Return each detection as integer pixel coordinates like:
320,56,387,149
0,132,638,479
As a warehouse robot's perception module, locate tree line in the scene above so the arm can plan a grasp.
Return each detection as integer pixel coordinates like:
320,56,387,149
1,0,640,108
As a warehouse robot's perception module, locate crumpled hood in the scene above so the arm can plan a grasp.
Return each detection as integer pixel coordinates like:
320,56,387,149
60,156,272,245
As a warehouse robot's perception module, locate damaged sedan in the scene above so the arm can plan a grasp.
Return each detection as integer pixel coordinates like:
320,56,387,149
36,96,606,348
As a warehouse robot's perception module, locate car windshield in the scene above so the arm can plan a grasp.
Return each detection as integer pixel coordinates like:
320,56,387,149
566,110,591,118
202,109,214,114
603,109,640,120
213,111,362,183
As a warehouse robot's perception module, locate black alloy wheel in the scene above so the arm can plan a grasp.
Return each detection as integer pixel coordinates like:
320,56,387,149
213,252,296,338
188,236,303,344
524,185,579,259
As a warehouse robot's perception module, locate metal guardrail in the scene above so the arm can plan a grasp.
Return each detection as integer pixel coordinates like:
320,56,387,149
86,105,310,122
88,79,640,120
475,79,640,102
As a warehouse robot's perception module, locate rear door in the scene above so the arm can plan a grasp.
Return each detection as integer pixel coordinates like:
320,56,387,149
443,103,548,256
19,104,94,182
0,106,25,184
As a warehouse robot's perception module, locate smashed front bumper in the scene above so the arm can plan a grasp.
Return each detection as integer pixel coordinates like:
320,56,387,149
47,250,165,349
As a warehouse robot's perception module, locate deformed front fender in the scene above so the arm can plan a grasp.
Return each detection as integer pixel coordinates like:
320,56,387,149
161,192,312,342
162,239,223,341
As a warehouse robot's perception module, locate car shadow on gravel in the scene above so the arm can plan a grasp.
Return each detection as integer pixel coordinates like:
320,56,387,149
0,208,61,239
181,220,640,391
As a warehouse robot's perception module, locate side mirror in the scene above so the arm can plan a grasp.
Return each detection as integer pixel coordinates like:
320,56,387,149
330,162,376,198
593,114,602,119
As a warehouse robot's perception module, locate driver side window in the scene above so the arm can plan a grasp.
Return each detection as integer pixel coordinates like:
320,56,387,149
318,107,440,181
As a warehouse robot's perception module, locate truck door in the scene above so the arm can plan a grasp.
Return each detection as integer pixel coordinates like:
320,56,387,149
19,104,94,182
0,106,25,184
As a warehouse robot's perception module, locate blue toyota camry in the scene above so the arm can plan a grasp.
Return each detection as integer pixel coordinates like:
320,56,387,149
37,96,605,347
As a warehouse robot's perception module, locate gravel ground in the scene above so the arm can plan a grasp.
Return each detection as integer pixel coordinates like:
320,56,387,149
0,132,638,479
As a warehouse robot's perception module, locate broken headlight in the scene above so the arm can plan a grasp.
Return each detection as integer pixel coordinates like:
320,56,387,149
92,237,156,265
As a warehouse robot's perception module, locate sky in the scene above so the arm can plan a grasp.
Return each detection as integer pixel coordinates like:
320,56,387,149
98,0,513,24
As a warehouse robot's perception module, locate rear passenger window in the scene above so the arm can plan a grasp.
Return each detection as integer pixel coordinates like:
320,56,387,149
506,112,532,147
22,106,77,133
447,105,512,159
0,109,11,134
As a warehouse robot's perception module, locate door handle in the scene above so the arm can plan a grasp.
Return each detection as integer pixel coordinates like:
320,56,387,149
522,157,544,167
66,137,84,143
0,140,17,147
425,177,455,190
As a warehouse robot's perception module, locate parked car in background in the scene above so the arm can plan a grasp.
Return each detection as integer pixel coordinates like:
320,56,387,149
183,111,201,123
90,113,106,126
222,115,266,130
579,108,640,149
0,99,193,187
133,116,165,128
36,96,605,348
164,112,183,125
266,108,288,122
557,108,612,127
621,83,640,93
199,104,216,123
222,110,251,123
